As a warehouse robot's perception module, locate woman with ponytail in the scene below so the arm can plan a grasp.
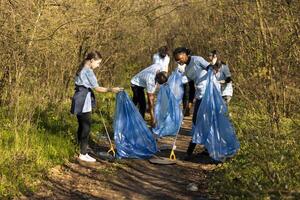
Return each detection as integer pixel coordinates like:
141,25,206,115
71,51,122,162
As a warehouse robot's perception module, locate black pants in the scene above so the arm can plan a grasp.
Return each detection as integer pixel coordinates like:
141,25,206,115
186,98,202,156
182,80,195,106
77,112,91,154
131,85,146,118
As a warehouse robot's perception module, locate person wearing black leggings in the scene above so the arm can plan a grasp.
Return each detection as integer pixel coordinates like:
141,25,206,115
71,51,122,162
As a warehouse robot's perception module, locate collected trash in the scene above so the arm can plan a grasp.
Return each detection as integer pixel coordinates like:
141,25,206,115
114,91,157,159
153,70,184,137
192,69,240,161
153,84,183,137
186,183,198,192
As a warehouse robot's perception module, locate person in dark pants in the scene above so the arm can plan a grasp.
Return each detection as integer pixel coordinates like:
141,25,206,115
177,63,195,116
173,47,217,160
131,63,168,127
182,80,195,116
71,51,122,162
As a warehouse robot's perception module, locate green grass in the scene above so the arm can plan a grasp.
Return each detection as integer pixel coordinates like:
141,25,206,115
0,124,75,198
0,92,119,198
209,101,300,199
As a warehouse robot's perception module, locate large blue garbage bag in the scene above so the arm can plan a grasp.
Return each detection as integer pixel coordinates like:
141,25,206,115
113,91,157,159
153,70,184,137
192,69,240,161
167,70,185,101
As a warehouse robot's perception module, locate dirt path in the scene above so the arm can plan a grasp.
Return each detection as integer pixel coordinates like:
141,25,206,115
23,116,219,200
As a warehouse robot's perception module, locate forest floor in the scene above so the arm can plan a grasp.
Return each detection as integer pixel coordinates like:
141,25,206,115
21,115,220,200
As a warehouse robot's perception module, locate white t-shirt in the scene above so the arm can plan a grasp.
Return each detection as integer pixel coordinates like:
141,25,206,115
153,53,170,73
131,63,162,93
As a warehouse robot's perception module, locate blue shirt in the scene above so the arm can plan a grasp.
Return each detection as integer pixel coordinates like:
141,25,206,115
131,63,162,93
215,64,233,96
184,56,210,99
75,67,99,113
75,67,99,89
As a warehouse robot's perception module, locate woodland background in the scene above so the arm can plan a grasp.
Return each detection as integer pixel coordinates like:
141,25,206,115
0,0,299,198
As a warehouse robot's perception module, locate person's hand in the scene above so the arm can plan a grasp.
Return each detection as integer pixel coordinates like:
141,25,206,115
211,57,217,65
219,80,225,84
111,87,124,93
151,119,156,128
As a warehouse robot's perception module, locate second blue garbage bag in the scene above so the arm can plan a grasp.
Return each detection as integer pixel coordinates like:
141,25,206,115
153,70,184,137
192,69,240,161
113,91,157,159
167,69,185,101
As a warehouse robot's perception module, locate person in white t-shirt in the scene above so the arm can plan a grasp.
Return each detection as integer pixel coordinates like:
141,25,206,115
131,63,168,126
153,46,170,73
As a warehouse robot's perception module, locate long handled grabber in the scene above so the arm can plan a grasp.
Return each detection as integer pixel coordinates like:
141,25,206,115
169,123,181,161
97,109,116,161
149,120,182,165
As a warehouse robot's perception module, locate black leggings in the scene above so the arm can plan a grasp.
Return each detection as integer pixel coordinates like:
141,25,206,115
77,112,91,154
131,85,146,118
182,80,195,106
187,99,202,156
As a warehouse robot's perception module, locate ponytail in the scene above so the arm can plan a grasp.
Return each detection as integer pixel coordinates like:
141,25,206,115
76,51,102,76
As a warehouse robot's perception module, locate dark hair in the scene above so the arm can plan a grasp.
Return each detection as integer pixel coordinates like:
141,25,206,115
76,51,102,76
209,50,227,65
173,47,191,58
214,60,222,68
209,49,218,56
158,46,169,58
155,71,168,85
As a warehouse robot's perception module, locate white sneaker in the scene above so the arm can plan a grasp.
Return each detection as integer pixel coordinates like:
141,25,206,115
85,154,96,162
79,154,96,162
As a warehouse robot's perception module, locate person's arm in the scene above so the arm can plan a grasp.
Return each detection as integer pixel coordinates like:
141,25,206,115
147,92,155,127
223,65,232,83
146,75,157,127
94,86,122,93
196,56,213,71
86,69,122,93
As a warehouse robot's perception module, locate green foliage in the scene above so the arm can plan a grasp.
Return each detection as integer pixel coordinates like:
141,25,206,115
209,101,300,199
0,124,75,198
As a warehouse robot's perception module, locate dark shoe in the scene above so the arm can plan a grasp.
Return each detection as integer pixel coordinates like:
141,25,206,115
211,159,223,165
184,154,193,161
184,108,190,116
200,149,209,156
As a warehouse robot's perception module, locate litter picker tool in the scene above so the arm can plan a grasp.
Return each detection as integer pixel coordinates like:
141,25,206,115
98,109,116,160
149,119,182,165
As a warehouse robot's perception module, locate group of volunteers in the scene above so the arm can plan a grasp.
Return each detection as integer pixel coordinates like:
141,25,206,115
71,46,235,163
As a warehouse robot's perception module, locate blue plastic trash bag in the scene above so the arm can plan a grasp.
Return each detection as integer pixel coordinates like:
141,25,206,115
192,69,240,161
153,85,183,137
153,70,184,137
113,91,157,159
167,70,185,101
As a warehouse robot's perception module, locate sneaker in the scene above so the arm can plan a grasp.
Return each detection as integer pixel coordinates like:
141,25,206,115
79,154,96,162
200,149,209,156
85,154,96,162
